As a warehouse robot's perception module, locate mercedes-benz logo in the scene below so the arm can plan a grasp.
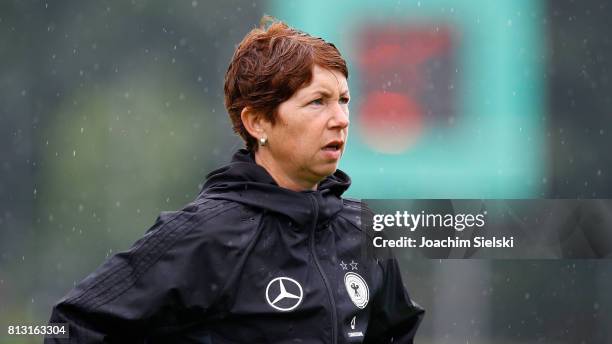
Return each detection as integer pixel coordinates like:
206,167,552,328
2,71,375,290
265,277,303,312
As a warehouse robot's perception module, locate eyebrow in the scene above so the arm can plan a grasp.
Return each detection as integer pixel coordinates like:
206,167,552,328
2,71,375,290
306,89,350,98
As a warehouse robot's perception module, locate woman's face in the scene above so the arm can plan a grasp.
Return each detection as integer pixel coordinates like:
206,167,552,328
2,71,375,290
258,65,350,190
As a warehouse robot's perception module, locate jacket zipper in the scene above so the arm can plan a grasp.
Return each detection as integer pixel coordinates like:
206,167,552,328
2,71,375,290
309,194,338,344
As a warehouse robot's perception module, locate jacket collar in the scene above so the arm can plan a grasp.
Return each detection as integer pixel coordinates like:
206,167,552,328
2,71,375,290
201,149,351,226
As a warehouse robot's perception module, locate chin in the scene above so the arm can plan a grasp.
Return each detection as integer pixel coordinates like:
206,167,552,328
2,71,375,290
316,164,338,178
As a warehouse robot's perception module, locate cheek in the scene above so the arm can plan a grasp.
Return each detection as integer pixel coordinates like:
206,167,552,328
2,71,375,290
296,126,323,153
283,121,317,148
273,124,304,158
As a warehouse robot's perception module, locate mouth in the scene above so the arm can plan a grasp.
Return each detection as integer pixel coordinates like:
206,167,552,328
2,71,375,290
322,140,344,153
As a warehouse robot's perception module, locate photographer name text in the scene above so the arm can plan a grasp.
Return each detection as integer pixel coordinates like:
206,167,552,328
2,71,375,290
373,236,515,248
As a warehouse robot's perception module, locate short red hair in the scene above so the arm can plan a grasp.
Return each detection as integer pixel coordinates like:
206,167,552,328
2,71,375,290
224,16,348,151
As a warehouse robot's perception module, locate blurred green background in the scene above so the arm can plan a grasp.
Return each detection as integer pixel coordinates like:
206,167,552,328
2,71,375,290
1,1,611,343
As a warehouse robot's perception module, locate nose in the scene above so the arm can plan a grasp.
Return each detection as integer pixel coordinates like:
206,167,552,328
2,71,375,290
328,102,350,129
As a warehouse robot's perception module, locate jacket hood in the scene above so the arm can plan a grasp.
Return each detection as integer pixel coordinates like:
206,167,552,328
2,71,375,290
201,149,351,226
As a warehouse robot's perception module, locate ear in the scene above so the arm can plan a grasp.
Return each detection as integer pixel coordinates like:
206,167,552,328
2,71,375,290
241,106,268,140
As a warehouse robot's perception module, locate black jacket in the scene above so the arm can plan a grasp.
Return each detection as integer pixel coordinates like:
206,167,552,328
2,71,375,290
47,149,424,343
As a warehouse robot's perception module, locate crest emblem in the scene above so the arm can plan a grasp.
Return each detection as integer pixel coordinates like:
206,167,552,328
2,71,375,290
344,272,369,309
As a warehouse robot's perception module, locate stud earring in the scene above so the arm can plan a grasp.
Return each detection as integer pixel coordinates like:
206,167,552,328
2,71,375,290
259,136,268,146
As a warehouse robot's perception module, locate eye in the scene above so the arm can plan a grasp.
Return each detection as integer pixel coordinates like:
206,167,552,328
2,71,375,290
309,98,324,106
339,96,350,104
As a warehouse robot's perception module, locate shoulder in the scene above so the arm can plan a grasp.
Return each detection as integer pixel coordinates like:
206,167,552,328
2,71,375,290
148,197,262,246
192,197,259,229
117,197,262,273
335,197,374,233
335,198,386,257
56,198,262,312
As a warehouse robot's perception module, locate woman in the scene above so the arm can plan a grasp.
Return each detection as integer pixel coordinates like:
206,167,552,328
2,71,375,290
47,18,424,343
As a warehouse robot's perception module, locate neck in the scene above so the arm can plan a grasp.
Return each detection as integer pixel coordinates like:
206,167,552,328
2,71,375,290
254,151,318,192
